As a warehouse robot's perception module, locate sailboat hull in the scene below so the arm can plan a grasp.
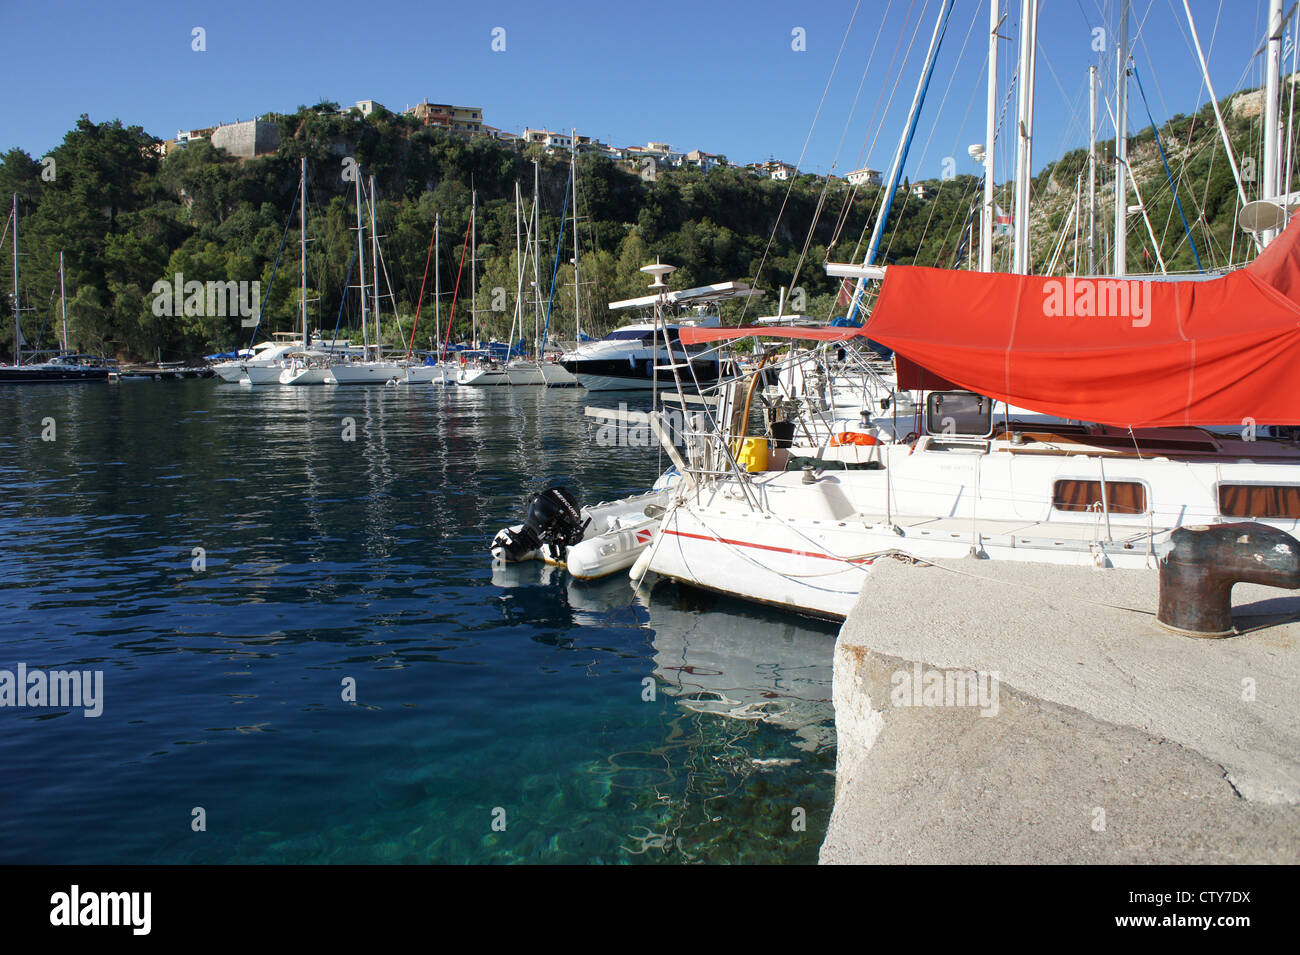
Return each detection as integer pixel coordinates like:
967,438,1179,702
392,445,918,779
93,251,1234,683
329,361,405,385
0,365,110,383
245,364,288,385
280,366,334,385
405,364,449,385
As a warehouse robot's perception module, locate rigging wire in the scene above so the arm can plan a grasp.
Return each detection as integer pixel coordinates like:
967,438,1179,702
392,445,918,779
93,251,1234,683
740,0,864,323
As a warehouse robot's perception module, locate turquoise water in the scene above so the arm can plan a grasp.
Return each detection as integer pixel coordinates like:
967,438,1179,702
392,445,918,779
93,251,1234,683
0,381,836,864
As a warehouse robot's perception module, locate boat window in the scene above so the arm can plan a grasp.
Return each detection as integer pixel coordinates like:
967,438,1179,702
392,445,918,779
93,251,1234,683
1218,483,1300,518
925,391,992,437
1052,479,1147,514
601,329,655,342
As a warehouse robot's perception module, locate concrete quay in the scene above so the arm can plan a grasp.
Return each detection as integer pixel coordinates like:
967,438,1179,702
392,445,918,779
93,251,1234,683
820,557,1300,864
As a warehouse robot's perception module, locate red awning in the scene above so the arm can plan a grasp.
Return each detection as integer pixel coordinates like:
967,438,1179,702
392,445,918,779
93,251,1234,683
863,215,1300,427
677,325,865,345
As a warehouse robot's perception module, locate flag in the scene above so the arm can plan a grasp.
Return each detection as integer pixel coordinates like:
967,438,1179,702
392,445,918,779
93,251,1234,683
995,205,1014,237
836,277,855,308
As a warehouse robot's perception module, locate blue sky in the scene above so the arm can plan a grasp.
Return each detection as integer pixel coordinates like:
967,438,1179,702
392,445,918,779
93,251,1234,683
0,0,1284,184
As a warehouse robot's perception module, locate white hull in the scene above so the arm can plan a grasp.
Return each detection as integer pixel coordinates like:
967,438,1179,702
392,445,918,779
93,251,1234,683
213,362,247,383
491,485,675,579
539,362,579,387
245,364,288,385
458,361,555,386
507,363,548,386
330,361,405,385
406,364,449,385
562,490,666,579
644,431,1300,619
279,366,334,385
457,366,511,386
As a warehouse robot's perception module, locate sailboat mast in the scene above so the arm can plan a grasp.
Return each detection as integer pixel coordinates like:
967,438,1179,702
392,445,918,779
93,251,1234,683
59,250,68,353
533,160,541,357
434,213,441,354
847,0,955,319
571,131,581,340
300,157,307,344
369,174,380,355
1264,0,1285,246
1113,0,1130,275
1088,65,1097,274
514,181,523,354
356,172,369,350
1011,0,1037,275
471,189,477,348
12,194,20,365
980,0,998,272
1181,0,1257,254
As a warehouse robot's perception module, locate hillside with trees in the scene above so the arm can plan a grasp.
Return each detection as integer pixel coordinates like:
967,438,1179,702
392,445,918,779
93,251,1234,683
0,88,1294,362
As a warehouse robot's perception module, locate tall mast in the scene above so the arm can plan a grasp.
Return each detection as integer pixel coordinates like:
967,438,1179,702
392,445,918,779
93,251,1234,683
369,174,380,355
1113,0,1130,275
533,160,542,356
980,0,999,272
59,250,68,353
1088,65,1097,274
847,0,956,319
434,213,441,354
1011,0,1037,275
1263,0,1285,246
1181,0,1258,254
571,131,582,340
356,171,368,351
514,181,522,351
471,189,477,347
11,194,20,365
300,157,308,344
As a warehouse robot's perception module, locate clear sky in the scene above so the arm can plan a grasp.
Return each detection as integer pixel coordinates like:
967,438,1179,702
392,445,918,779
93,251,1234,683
0,0,1284,184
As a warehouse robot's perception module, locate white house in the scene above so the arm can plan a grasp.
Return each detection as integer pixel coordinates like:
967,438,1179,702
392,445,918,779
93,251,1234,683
846,166,882,187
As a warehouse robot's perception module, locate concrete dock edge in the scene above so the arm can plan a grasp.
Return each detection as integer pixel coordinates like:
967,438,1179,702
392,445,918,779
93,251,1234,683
819,557,1300,864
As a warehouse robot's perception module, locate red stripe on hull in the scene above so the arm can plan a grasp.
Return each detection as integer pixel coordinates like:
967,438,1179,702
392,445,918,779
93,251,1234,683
661,528,874,564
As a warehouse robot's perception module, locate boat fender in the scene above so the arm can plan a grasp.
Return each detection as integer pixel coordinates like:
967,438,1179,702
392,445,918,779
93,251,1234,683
829,432,880,447
629,543,654,583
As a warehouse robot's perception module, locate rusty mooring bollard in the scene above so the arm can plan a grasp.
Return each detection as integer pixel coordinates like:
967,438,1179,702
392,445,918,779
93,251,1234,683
1157,522,1300,637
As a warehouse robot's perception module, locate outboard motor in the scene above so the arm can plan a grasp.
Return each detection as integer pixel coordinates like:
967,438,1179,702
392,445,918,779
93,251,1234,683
492,486,588,563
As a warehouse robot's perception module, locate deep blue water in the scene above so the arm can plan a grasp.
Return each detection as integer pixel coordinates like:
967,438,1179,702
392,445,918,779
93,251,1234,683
0,380,836,864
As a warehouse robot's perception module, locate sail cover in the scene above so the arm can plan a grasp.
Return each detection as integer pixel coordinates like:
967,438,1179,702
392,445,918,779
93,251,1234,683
862,215,1300,427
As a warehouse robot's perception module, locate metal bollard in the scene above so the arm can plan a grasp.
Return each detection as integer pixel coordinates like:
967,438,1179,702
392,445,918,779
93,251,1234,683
1157,522,1300,637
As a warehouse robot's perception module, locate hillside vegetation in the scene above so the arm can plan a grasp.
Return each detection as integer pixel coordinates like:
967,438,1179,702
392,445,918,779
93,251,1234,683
0,87,1294,361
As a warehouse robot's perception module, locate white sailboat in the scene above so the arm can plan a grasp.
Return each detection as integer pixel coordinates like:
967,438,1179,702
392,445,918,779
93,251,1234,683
329,173,404,385
458,182,538,386
404,212,452,385
458,163,579,387
633,0,1300,619
1,195,112,383
280,158,334,385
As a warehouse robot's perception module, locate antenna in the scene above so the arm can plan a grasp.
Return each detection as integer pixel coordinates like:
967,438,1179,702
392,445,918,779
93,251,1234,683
640,259,676,289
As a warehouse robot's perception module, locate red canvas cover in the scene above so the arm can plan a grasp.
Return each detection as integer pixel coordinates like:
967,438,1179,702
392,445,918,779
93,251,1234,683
862,215,1300,427
893,353,959,391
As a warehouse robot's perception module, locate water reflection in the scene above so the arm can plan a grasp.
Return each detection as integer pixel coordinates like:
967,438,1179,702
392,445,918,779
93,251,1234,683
494,562,837,755
0,380,835,863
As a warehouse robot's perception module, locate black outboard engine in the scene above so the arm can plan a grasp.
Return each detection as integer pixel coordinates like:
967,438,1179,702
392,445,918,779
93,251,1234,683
492,486,588,563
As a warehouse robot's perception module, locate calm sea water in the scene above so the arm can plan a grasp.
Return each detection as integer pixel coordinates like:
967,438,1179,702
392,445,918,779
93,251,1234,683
0,380,836,864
